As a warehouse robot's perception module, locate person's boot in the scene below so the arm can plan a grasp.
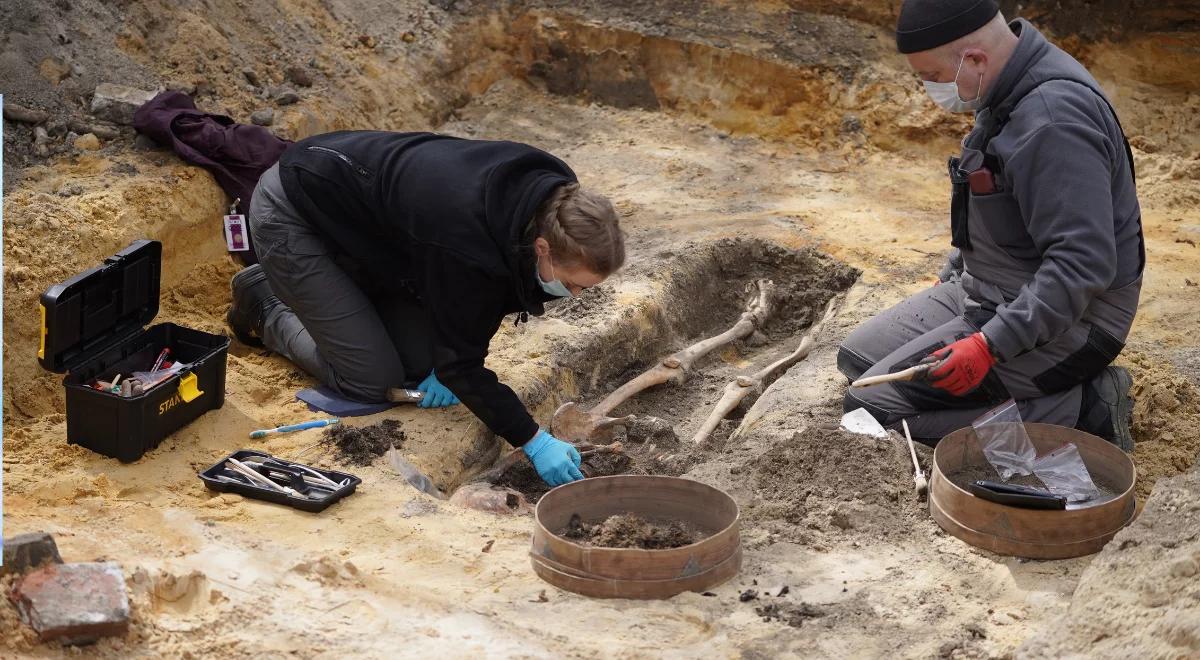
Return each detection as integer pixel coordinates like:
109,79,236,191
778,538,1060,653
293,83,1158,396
227,264,282,347
1077,366,1135,452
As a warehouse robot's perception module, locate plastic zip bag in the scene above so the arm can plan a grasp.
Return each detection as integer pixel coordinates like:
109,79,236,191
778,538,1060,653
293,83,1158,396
1032,443,1101,504
129,362,191,390
972,399,1036,480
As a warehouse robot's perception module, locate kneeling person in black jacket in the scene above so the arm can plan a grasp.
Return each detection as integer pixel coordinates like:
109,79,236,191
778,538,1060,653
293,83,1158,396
228,131,626,487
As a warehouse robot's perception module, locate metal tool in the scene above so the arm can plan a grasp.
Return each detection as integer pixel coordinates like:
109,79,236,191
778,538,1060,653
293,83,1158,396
386,445,445,499
213,471,329,500
249,418,340,439
387,388,425,404
901,419,928,497
851,359,944,389
968,481,1066,510
225,457,296,495
242,456,350,489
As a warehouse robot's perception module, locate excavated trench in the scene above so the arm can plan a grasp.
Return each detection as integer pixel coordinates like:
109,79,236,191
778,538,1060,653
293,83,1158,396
492,238,859,503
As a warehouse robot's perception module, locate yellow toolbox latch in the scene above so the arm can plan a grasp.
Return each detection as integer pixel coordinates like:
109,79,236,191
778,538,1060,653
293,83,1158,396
178,372,204,403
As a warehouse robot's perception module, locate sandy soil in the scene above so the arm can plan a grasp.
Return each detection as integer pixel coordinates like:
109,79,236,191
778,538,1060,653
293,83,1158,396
3,0,1200,657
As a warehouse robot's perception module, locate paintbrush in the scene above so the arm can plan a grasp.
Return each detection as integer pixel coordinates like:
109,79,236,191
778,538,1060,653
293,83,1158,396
851,358,944,389
249,418,340,439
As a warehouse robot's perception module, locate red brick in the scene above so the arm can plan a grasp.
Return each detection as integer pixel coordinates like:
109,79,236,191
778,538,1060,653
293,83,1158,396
10,562,130,644
2,532,63,575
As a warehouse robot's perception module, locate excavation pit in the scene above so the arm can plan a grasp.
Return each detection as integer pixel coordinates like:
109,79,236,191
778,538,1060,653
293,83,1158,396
482,238,857,502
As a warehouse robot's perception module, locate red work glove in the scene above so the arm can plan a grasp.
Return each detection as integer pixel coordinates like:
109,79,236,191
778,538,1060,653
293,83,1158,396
927,333,996,396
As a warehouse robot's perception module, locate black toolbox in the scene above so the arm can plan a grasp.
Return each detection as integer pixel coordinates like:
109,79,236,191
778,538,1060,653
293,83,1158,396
38,240,230,462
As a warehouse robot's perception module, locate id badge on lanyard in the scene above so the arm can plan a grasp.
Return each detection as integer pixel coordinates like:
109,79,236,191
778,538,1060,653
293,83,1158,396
223,197,250,252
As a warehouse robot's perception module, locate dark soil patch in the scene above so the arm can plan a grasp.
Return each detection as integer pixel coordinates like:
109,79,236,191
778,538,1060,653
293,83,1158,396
493,451,636,504
755,601,826,628
625,415,679,444
708,239,859,339
561,513,703,549
493,459,552,503
323,419,407,466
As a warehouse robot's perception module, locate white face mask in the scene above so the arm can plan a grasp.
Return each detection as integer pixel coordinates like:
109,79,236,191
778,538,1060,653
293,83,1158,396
923,54,984,113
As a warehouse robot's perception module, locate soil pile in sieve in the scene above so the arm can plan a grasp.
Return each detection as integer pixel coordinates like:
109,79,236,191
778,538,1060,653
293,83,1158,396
561,513,704,549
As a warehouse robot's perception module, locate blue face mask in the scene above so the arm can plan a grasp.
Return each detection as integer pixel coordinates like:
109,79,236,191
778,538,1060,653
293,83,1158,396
536,253,573,298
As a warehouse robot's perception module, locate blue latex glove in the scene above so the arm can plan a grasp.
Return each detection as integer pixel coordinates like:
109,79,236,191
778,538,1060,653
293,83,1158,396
417,370,460,408
523,429,584,487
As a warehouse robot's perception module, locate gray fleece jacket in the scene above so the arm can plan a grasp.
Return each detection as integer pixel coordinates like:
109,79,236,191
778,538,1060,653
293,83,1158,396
955,19,1143,361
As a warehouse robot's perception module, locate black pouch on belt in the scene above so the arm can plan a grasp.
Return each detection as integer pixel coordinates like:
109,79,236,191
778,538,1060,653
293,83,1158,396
948,156,971,250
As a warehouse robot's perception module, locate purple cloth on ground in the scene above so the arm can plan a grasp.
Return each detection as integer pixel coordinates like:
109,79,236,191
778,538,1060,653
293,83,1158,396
132,91,292,265
297,386,395,417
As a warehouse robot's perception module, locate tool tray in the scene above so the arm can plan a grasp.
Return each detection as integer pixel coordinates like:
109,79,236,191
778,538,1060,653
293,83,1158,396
199,449,361,512
38,240,230,462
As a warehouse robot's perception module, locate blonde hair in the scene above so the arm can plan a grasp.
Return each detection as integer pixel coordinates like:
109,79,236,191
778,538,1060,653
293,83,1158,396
536,183,626,275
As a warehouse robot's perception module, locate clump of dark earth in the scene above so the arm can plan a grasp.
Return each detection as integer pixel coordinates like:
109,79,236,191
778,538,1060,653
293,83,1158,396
755,602,826,627
324,419,406,466
624,415,678,444
562,513,702,549
706,238,860,338
493,459,553,503
493,450,634,503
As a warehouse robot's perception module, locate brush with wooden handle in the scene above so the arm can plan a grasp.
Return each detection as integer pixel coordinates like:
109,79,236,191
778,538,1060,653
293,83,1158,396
850,358,944,389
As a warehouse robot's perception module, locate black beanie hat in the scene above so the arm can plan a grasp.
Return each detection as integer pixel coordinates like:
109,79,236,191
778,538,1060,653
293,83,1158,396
896,0,1000,54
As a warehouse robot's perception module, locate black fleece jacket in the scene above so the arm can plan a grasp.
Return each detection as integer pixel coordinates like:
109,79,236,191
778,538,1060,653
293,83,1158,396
278,131,575,446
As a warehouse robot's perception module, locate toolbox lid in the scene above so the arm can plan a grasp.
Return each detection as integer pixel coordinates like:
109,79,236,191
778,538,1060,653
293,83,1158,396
38,240,162,373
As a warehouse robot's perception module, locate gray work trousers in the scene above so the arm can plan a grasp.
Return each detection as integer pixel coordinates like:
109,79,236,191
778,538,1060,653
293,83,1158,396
837,278,1082,443
247,164,434,402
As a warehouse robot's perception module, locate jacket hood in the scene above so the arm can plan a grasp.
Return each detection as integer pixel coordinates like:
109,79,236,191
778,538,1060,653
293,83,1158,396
482,149,577,315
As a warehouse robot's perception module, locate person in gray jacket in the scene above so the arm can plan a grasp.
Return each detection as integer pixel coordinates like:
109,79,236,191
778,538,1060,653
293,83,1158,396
838,0,1143,449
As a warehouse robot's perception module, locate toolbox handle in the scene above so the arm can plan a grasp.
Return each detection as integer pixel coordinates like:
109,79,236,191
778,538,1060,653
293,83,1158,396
178,371,204,403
